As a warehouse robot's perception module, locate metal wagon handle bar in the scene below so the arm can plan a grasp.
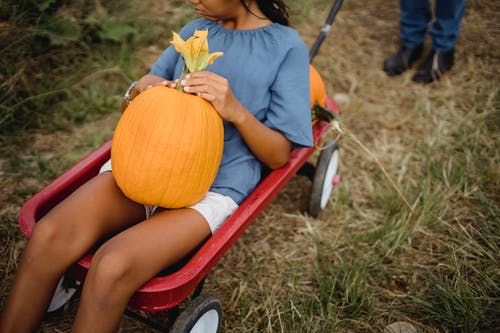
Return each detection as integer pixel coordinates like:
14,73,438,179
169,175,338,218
309,0,344,62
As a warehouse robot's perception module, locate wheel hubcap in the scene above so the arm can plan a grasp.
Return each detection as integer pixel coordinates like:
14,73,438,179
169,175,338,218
190,309,220,333
320,149,339,209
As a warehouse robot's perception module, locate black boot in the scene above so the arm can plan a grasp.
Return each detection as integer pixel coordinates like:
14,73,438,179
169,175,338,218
412,48,455,83
383,44,424,76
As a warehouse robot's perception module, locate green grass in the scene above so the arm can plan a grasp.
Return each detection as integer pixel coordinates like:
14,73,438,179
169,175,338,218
0,1,499,332
0,0,188,137
405,221,498,331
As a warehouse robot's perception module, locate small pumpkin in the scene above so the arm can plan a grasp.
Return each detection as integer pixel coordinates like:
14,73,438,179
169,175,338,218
309,65,327,107
111,29,224,208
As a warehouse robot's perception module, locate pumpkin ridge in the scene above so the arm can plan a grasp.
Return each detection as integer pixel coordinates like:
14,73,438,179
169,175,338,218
111,97,137,200
112,98,141,200
139,91,162,201
162,92,194,207
195,102,211,201
186,95,210,204
200,105,220,194
151,88,179,204
157,90,181,206
134,90,162,203
198,106,210,198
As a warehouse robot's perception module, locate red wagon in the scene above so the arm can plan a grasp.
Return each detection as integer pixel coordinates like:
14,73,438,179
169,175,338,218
17,1,344,331
18,100,338,331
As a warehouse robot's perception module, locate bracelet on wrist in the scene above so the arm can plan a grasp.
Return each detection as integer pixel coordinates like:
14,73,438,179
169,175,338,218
124,81,138,105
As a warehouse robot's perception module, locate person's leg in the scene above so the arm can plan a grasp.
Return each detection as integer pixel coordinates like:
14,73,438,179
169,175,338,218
70,208,211,333
412,0,465,83
383,0,430,75
0,172,145,333
399,0,431,48
429,0,466,52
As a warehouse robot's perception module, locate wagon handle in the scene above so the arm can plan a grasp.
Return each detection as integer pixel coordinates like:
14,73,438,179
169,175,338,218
309,0,344,63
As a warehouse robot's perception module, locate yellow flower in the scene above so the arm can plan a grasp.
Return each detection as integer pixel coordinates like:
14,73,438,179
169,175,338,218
170,29,223,73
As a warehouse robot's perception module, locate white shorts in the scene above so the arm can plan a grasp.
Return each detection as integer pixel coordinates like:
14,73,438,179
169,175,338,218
99,159,238,233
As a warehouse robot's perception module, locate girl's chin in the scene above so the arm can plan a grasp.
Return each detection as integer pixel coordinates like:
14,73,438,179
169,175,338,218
195,11,219,21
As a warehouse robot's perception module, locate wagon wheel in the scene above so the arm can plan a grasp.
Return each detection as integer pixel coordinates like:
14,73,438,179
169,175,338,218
169,293,222,333
309,139,340,217
47,276,81,313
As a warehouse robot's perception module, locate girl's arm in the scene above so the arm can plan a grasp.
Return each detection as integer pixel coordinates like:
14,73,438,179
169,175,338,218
181,71,291,169
231,103,292,169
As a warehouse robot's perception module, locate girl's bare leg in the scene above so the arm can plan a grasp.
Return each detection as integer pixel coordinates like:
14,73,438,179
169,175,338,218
0,172,145,333
71,208,211,333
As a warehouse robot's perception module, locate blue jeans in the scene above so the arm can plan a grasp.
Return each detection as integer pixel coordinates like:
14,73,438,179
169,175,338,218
400,0,466,51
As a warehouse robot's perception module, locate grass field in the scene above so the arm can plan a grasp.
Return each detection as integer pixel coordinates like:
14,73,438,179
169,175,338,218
0,0,498,332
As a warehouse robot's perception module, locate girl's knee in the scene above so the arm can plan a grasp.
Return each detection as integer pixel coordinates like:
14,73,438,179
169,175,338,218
28,220,65,256
87,248,135,295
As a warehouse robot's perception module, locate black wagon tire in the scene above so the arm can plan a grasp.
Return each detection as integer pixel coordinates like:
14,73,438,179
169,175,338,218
309,139,339,217
170,293,222,333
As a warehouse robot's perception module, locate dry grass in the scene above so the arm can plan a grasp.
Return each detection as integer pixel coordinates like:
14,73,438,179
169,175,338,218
1,0,499,332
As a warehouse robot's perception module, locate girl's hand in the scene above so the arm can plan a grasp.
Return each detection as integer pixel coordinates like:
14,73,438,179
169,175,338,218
182,71,291,169
142,79,178,91
181,71,243,124
121,75,177,113
136,74,178,93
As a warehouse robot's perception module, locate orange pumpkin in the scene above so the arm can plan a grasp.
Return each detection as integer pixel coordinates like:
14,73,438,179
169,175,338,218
111,86,224,208
309,65,327,107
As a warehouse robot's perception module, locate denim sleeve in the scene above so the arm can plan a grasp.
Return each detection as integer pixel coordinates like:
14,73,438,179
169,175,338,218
264,43,313,148
149,46,179,80
149,21,199,79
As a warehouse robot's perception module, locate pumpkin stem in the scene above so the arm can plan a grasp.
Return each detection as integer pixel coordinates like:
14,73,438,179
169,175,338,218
177,65,190,91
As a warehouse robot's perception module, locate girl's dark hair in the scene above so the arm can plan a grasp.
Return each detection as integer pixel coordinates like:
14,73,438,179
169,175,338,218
241,0,290,26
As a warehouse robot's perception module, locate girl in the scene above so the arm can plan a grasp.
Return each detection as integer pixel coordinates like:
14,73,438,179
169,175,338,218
0,0,312,332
